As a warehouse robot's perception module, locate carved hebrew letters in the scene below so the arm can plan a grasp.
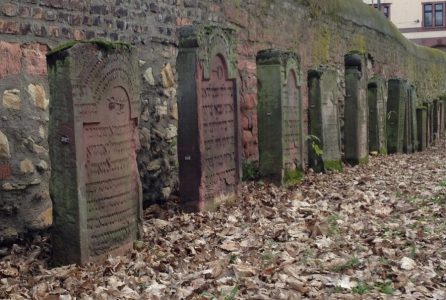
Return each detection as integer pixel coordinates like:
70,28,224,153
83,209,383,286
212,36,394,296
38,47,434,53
177,26,240,211
201,55,237,204
48,43,141,265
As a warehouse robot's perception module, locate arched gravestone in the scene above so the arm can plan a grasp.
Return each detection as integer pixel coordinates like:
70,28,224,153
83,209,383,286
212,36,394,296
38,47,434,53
367,77,387,155
257,50,304,185
308,67,342,173
387,78,406,154
344,53,368,165
47,42,142,265
177,26,241,211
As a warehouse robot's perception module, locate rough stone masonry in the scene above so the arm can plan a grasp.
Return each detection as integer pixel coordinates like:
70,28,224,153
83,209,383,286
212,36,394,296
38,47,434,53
3,0,446,241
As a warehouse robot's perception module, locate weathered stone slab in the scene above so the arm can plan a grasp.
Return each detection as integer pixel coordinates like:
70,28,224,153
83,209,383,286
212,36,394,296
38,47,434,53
427,102,434,146
417,107,427,151
403,82,414,154
386,78,406,154
433,100,441,142
344,53,368,165
257,49,304,184
47,42,142,265
409,85,418,152
308,67,342,172
177,26,241,211
367,77,387,154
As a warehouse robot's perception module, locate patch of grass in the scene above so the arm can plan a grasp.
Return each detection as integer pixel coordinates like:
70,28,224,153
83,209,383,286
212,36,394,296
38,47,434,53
201,285,239,300
431,195,446,204
352,281,372,295
242,161,259,181
333,256,361,272
328,214,341,235
229,254,237,264
438,180,446,187
375,281,395,295
300,250,315,266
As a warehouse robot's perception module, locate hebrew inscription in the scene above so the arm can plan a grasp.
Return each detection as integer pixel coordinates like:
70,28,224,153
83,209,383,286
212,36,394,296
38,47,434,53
201,55,237,202
48,42,141,265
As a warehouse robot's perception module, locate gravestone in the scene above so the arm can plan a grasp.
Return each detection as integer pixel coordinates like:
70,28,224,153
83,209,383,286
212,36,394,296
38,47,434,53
47,42,142,265
386,78,406,154
367,77,387,154
257,49,304,184
417,106,427,151
409,85,418,152
423,102,434,148
344,53,368,165
308,67,342,172
440,99,445,137
177,25,241,211
403,83,413,154
433,100,441,141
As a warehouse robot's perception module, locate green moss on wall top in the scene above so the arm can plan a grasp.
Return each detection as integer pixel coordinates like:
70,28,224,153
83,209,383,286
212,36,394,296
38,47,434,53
47,40,133,57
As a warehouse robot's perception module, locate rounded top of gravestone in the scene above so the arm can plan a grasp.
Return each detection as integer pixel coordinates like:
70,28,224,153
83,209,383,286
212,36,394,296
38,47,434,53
256,49,298,65
344,53,362,69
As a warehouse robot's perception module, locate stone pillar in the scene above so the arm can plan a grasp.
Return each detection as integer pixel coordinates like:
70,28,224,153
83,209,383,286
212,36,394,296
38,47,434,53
417,107,427,151
427,102,434,146
409,85,418,151
403,82,413,154
47,42,142,265
344,53,368,165
257,49,304,185
367,76,387,154
177,25,241,212
308,67,342,172
386,78,406,154
433,100,440,142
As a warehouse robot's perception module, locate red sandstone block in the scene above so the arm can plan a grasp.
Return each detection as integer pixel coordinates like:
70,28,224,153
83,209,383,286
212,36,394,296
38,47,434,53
0,164,12,180
0,19,20,34
32,7,43,19
22,43,48,76
19,6,30,17
224,3,248,28
241,114,250,130
1,3,18,17
237,59,256,73
0,41,21,79
73,29,85,41
176,17,192,26
241,93,257,111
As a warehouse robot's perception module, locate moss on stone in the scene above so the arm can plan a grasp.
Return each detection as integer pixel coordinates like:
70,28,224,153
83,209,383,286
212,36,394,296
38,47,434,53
47,40,132,57
324,160,343,172
284,169,304,186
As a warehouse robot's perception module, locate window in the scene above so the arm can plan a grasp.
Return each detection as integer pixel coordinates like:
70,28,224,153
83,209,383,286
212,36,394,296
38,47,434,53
425,4,433,27
423,3,445,28
371,3,391,19
435,3,443,26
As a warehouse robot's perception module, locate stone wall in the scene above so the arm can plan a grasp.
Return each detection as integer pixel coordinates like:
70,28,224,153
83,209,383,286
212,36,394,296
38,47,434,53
3,0,446,241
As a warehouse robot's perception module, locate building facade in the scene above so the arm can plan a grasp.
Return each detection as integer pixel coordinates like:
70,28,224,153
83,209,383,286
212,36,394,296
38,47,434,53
364,0,446,49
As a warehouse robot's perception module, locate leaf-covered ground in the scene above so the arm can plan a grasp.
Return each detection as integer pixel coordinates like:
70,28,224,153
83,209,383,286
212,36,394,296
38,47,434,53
1,142,446,300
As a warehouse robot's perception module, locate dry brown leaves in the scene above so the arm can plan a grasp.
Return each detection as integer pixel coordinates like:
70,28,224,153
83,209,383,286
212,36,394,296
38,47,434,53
1,142,446,299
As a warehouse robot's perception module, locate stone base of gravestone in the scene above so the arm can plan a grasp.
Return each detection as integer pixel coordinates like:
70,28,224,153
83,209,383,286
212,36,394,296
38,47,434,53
308,68,342,173
344,53,368,165
257,49,304,185
177,25,241,212
387,79,406,154
47,41,142,265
